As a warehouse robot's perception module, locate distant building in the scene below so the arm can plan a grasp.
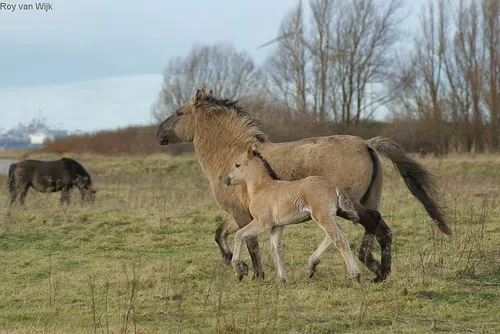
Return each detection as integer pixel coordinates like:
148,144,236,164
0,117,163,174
0,111,68,149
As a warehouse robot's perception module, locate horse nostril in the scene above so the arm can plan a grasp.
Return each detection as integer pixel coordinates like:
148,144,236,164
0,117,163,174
222,176,231,186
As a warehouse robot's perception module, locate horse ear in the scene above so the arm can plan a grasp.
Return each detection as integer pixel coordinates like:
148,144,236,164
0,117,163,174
194,87,206,104
208,89,213,98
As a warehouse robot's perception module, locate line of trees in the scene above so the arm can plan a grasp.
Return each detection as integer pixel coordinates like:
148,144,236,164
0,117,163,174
153,0,500,155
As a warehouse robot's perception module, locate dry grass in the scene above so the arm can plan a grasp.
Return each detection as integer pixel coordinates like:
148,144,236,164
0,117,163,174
0,152,499,333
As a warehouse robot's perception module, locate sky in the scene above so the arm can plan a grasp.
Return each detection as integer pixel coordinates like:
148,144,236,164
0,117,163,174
0,0,425,133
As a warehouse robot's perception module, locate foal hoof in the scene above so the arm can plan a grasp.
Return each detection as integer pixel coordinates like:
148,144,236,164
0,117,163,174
276,277,286,285
308,260,319,279
352,273,361,283
234,262,248,281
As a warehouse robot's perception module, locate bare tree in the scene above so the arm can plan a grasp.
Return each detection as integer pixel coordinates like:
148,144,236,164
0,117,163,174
309,0,335,123
264,0,404,125
265,2,309,118
331,0,404,124
390,0,450,154
482,0,500,151
446,0,486,152
152,43,259,120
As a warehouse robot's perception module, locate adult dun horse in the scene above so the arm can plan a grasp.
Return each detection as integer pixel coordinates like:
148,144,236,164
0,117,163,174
156,88,452,282
8,158,96,206
224,144,384,283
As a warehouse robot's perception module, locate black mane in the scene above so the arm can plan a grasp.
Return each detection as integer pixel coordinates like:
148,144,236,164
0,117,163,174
252,150,279,180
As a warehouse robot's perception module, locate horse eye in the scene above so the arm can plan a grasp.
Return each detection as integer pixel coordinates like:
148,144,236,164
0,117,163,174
175,110,182,116
235,163,241,168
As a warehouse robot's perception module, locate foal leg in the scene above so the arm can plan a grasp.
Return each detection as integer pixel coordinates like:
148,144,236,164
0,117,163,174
308,236,332,278
269,226,286,283
232,219,267,281
313,212,360,282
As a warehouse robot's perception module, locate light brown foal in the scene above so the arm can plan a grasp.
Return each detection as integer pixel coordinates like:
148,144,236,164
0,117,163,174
223,144,370,283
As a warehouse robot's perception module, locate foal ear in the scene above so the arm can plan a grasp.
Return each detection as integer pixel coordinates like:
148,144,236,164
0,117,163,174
251,144,259,156
246,144,254,158
208,89,214,98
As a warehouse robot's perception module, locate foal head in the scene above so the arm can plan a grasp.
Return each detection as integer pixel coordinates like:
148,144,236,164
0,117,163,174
223,145,279,187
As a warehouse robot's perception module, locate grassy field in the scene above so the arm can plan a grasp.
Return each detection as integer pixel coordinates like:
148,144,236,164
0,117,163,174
0,152,499,333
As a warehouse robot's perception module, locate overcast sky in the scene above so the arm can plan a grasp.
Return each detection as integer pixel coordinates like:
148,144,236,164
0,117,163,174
0,0,424,132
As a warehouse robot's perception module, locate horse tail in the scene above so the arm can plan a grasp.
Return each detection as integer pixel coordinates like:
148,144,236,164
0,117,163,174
8,163,16,193
366,136,452,236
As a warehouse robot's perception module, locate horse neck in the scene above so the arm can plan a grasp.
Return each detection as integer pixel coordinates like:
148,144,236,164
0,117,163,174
192,114,261,181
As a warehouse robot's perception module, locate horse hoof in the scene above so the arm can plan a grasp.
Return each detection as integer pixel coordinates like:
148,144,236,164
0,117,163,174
372,275,386,283
241,261,249,276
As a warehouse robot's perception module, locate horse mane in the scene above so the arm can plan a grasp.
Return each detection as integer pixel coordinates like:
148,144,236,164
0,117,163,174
201,95,267,143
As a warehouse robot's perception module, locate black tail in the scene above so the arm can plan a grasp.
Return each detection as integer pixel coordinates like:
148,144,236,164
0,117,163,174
366,137,452,236
8,164,16,194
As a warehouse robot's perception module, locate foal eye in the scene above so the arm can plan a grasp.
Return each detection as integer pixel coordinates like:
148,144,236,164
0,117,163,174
235,163,241,168
175,110,182,116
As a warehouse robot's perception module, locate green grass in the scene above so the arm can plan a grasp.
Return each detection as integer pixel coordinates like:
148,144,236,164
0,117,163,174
0,153,499,333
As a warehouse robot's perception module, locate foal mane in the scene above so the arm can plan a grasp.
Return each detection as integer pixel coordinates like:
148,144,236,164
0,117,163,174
252,150,280,180
201,95,267,143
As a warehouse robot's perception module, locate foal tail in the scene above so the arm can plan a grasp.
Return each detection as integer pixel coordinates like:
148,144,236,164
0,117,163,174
366,137,452,236
7,164,16,193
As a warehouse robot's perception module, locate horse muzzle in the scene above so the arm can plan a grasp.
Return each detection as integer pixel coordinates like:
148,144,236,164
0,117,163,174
222,175,232,187
155,130,169,145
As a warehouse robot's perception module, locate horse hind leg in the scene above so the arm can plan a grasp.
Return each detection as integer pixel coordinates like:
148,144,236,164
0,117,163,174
359,190,392,282
355,205,391,283
9,186,18,207
18,185,29,206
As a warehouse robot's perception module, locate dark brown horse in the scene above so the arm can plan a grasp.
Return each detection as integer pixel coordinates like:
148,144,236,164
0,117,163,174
8,158,96,206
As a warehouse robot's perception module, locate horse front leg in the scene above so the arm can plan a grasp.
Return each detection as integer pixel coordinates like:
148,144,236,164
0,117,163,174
223,213,265,280
215,217,240,266
232,219,266,281
60,188,70,205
